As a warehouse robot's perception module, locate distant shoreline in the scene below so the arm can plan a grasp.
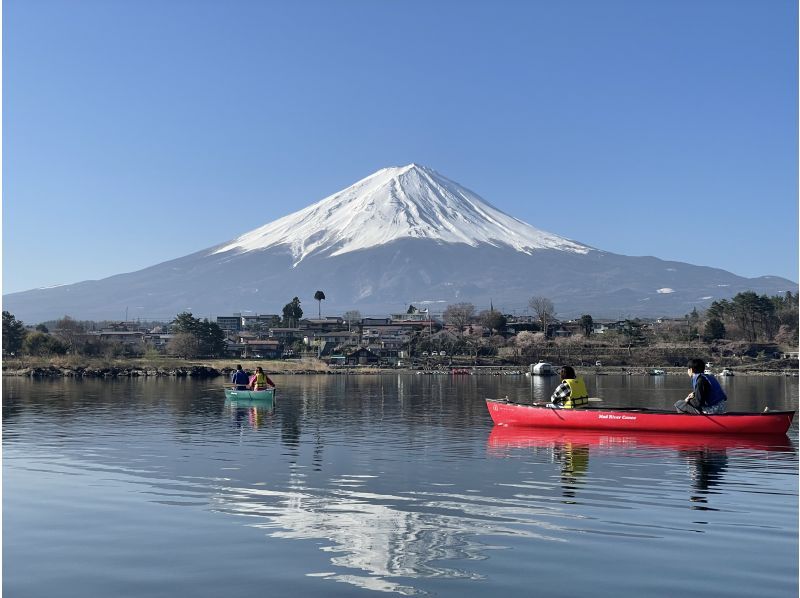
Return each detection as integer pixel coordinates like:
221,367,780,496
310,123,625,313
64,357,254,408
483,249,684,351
2,357,797,379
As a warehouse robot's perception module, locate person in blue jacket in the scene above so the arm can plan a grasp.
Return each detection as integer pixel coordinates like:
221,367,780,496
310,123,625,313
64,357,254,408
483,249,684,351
231,364,250,390
675,358,728,414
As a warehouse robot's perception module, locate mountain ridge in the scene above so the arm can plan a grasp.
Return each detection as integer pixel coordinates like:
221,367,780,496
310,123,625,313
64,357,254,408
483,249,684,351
3,164,796,323
211,164,591,265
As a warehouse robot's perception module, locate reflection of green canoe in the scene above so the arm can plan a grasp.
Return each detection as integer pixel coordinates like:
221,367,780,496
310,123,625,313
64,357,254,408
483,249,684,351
224,388,276,401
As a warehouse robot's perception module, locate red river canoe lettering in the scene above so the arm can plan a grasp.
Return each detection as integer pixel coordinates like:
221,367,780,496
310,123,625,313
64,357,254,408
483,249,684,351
598,414,637,420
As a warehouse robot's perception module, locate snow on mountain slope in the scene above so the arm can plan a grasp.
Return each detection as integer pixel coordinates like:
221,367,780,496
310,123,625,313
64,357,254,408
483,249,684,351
213,164,592,265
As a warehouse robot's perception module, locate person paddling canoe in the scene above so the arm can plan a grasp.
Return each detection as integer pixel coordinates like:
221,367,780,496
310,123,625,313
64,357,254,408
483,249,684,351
548,366,590,409
250,366,276,391
231,364,250,390
675,358,727,415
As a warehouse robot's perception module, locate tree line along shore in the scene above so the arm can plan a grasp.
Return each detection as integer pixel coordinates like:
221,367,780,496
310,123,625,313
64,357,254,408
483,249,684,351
3,291,797,377
3,353,797,379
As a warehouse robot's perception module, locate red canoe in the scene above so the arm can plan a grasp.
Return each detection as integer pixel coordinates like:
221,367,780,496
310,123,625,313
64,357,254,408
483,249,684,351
486,399,795,435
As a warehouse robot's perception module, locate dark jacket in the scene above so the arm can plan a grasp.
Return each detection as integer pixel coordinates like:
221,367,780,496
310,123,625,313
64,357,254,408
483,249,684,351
692,373,727,407
231,369,250,388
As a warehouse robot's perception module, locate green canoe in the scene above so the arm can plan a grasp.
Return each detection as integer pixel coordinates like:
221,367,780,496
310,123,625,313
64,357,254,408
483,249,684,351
224,388,276,401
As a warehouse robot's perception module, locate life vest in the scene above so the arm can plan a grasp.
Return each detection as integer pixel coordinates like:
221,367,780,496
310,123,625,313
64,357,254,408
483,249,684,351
563,378,589,408
692,374,727,407
254,372,267,388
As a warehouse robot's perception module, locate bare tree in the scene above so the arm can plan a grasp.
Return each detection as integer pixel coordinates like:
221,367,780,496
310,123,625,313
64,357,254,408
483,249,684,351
443,302,475,336
479,309,507,334
167,333,201,358
528,296,555,337
53,315,86,354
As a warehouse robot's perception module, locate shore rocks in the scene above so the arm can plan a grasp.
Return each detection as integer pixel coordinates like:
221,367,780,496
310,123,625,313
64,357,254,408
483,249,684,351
5,365,224,379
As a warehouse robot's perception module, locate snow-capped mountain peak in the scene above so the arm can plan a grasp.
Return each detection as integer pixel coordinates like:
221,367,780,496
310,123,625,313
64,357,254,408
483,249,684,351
212,164,592,265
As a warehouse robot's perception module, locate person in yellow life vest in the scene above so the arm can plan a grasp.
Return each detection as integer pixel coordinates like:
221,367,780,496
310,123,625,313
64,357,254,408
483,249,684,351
549,366,589,408
250,366,276,391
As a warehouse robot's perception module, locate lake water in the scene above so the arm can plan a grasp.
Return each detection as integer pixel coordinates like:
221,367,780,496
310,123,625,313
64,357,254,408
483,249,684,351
3,374,798,597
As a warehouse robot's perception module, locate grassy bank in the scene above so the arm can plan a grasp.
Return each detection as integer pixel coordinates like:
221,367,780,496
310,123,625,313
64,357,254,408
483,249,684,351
2,355,796,378
2,356,330,376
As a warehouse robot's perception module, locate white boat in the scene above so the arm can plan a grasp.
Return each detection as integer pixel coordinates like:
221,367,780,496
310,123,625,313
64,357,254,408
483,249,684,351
719,369,734,377
530,361,554,376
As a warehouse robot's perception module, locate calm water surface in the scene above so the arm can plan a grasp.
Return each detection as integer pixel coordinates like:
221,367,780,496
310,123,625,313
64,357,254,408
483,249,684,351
3,374,798,597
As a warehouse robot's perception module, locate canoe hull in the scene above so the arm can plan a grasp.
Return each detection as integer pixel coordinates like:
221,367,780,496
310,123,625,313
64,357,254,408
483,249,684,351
486,399,794,435
224,388,275,401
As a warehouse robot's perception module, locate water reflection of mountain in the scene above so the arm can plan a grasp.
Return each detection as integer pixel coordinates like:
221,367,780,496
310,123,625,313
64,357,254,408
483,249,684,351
210,471,572,595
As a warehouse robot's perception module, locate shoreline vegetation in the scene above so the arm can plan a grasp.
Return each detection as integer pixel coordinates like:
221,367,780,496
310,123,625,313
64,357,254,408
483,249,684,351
3,355,797,379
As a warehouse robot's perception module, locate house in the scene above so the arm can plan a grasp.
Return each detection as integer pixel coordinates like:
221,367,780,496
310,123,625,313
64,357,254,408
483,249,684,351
305,331,360,346
304,331,361,357
241,339,282,359
591,321,614,334
215,315,243,332
362,326,412,347
299,318,344,333
345,347,380,366
241,314,281,330
362,318,391,326
269,327,301,341
390,307,438,329
144,333,176,350
87,330,146,347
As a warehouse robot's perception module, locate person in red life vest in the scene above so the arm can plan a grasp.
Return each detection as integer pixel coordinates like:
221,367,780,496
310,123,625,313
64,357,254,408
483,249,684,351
675,358,728,414
249,366,276,391
548,366,590,409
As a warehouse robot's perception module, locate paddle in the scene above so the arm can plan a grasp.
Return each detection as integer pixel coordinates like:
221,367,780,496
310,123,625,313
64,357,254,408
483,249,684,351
501,397,604,406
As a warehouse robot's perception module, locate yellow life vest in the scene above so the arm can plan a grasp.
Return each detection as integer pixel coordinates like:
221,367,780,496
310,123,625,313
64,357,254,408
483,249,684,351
254,372,267,387
563,378,589,408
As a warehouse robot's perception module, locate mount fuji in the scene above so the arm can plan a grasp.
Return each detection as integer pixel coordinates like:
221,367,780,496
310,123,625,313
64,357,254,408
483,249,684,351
4,164,796,323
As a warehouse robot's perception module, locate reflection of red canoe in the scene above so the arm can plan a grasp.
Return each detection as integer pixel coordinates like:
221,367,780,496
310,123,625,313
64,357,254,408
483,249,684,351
487,425,796,453
486,399,795,435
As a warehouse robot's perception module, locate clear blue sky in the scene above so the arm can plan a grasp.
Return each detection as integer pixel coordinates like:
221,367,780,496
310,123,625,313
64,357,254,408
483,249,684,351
4,0,798,294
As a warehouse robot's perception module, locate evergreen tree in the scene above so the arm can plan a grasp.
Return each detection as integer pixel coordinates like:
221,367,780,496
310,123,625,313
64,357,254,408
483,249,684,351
2,311,27,355
22,331,67,356
172,311,202,334
197,319,226,357
169,312,225,357
579,314,594,337
704,318,726,341
282,297,303,327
